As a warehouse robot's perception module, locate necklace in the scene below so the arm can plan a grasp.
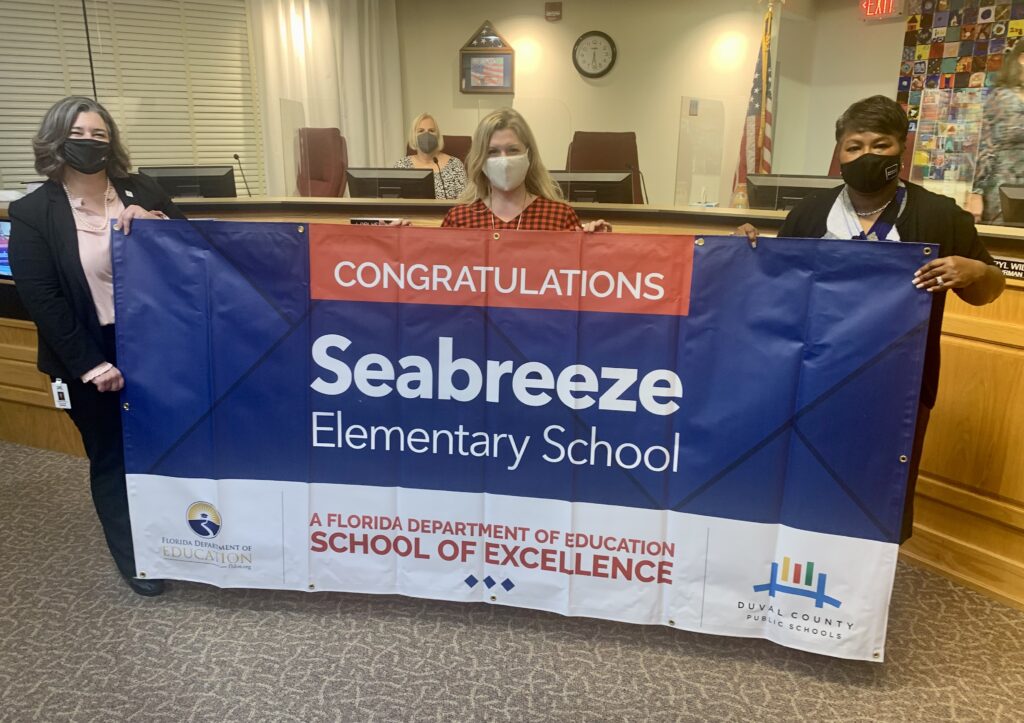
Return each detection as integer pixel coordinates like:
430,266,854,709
63,180,113,233
853,195,896,217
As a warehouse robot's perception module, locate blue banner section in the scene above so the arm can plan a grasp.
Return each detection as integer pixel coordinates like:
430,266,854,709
113,222,931,543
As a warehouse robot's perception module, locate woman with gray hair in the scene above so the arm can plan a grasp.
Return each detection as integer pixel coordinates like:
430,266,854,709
8,96,184,596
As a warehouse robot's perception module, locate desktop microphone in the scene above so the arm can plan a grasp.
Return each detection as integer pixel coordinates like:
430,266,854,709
433,157,450,199
233,153,253,197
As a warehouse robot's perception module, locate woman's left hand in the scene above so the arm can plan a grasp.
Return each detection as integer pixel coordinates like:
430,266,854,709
582,219,612,233
92,365,125,393
914,255,990,293
114,205,168,235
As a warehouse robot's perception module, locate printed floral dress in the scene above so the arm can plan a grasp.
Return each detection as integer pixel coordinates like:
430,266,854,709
393,156,467,199
972,86,1024,223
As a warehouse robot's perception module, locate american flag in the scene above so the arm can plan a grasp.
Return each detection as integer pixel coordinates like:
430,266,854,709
732,5,776,207
471,57,506,87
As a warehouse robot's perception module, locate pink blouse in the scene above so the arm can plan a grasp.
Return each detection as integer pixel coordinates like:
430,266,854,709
66,183,125,327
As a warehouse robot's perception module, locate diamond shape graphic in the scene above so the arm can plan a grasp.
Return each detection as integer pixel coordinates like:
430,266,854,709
464,575,479,588
501,578,515,592
483,576,496,589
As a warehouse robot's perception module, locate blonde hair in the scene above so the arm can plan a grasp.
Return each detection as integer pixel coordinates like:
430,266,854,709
458,108,564,204
407,112,444,154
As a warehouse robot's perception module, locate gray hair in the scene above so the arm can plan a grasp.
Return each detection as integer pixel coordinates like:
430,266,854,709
32,96,131,179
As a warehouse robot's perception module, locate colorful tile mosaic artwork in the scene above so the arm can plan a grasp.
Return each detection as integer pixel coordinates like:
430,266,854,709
897,0,1021,200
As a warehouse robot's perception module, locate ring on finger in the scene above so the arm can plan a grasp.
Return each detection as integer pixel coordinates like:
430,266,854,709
936,275,944,286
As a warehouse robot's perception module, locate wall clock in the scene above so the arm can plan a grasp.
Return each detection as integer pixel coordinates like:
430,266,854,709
572,31,616,78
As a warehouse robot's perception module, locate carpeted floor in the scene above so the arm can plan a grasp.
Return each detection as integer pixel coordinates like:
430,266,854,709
1,439,1022,722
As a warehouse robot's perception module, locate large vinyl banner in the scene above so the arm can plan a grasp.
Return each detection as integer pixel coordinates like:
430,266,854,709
113,221,933,662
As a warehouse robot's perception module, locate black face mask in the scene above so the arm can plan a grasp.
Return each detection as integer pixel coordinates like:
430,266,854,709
416,132,439,154
840,152,901,194
63,138,110,175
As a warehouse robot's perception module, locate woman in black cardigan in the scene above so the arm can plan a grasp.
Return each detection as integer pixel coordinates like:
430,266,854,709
9,96,185,595
738,95,1005,542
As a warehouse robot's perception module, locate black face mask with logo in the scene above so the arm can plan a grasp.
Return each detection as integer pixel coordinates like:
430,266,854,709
840,152,901,194
63,138,111,175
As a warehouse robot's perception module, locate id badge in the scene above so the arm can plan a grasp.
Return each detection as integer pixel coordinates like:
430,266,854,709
51,378,71,409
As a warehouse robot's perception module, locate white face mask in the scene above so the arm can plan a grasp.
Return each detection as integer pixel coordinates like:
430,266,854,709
483,153,530,192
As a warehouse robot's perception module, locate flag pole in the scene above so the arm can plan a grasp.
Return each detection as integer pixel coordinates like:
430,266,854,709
731,0,784,208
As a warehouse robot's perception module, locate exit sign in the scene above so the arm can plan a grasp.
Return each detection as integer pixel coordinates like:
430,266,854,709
861,0,903,21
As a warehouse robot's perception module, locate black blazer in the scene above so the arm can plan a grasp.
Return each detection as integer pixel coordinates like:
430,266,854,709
8,174,185,380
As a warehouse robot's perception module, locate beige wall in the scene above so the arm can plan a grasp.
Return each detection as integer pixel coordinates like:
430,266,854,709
396,0,908,206
773,0,907,175
396,0,764,206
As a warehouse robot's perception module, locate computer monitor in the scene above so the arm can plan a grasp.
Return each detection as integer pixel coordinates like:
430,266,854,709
746,174,842,211
999,185,1024,225
0,220,11,278
139,166,236,198
346,168,435,199
550,171,634,204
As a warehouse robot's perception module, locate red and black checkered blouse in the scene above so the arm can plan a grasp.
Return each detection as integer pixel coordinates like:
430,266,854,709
441,197,581,231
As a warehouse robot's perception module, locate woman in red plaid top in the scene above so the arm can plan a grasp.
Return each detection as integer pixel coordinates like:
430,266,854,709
442,108,610,232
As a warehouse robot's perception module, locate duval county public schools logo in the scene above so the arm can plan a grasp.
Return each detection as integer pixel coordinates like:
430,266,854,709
186,502,222,539
753,556,841,609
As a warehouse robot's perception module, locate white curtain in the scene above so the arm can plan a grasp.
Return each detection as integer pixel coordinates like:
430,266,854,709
249,0,404,195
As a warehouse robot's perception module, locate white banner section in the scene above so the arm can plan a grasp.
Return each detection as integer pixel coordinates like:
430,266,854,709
128,474,898,661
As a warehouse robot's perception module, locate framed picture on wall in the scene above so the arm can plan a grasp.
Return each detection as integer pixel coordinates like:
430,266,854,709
460,21,514,94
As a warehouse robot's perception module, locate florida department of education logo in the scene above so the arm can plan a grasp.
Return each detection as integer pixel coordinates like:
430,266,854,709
753,555,841,609
186,502,222,539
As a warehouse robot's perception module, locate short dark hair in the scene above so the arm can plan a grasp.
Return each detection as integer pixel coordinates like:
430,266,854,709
32,96,131,180
834,95,909,146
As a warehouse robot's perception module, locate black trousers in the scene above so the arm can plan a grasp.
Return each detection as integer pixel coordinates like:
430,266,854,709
58,325,137,578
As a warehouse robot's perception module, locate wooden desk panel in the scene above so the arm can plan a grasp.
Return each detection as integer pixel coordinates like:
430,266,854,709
0,318,84,456
902,278,1024,609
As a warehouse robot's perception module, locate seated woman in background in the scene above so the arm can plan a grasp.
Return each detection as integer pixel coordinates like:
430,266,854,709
442,107,609,232
737,94,1004,543
966,41,1024,224
393,113,466,199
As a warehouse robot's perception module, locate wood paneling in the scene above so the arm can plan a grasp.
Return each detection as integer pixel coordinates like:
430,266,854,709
0,319,83,456
901,279,1024,610
0,398,83,456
